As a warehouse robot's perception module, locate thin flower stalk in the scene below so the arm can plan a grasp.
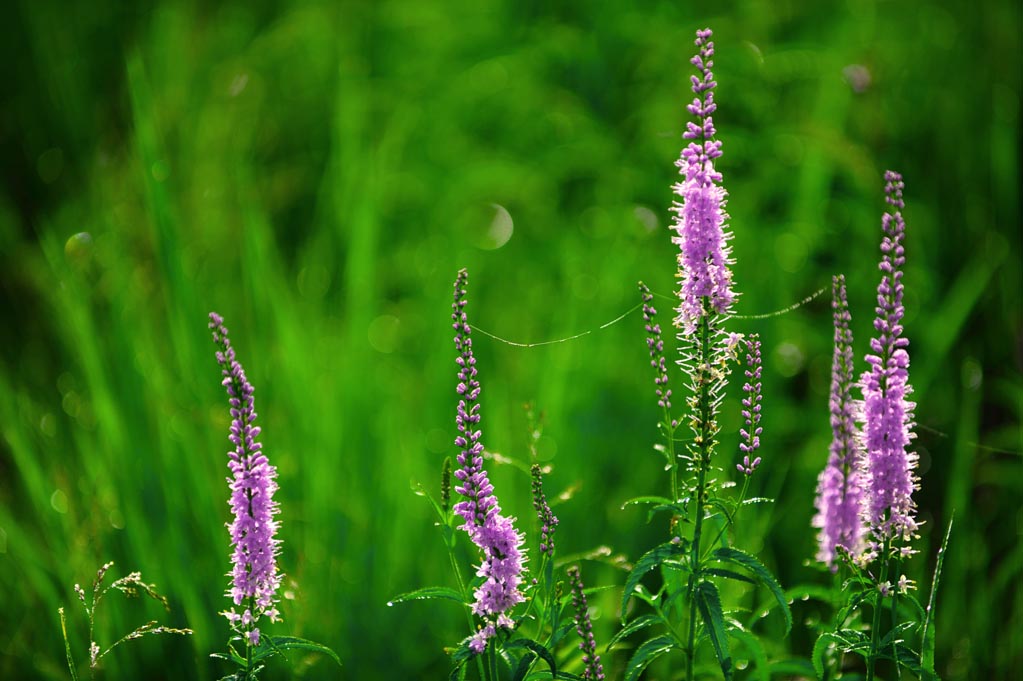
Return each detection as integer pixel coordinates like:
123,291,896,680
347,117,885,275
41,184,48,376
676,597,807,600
209,312,282,653
451,269,526,655
737,335,763,476
813,275,865,569
639,281,679,503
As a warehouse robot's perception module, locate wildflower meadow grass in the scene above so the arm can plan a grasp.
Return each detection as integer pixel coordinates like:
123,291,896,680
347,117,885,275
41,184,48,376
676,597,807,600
1,3,1020,680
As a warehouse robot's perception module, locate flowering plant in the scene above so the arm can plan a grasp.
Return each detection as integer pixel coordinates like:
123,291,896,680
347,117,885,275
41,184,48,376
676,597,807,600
618,29,790,681
208,313,339,680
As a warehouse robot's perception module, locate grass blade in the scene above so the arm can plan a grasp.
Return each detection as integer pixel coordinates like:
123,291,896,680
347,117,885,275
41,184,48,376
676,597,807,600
922,513,954,673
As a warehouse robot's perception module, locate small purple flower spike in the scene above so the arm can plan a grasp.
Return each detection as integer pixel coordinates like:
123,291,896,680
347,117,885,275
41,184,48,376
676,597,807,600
209,312,283,636
451,270,526,653
568,566,605,681
813,275,866,568
639,282,672,411
737,334,763,475
858,171,919,546
672,28,736,333
531,464,559,559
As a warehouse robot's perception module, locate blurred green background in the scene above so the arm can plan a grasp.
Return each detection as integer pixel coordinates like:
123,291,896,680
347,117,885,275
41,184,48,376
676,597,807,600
1,0,1019,678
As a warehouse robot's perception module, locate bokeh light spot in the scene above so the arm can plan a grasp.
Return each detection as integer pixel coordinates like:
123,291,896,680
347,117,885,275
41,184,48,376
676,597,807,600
50,490,68,514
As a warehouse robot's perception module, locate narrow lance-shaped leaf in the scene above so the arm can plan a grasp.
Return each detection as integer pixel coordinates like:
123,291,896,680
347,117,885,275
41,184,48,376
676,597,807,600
624,635,676,681
608,613,662,649
251,636,342,667
621,541,687,618
712,546,791,634
812,632,850,681
505,639,557,679
696,580,733,681
388,586,466,606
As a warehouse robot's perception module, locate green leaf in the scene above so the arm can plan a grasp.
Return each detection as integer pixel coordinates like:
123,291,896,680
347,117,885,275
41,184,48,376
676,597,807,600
880,621,918,648
388,586,466,606
648,503,689,523
811,632,849,680
448,636,477,664
767,658,816,676
696,580,733,680
608,613,662,649
624,635,676,681
922,514,954,674
512,651,535,681
783,584,836,605
251,636,342,667
549,618,574,648
729,628,769,681
412,480,448,524
620,495,674,510
448,658,468,681
893,643,939,681
621,541,686,618
835,628,870,648
704,568,756,586
712,547,791,635
835,588,872,629
704,497,734,519
558,584,616,605
211,644,247,667
897,591,926,621
505,639,556,679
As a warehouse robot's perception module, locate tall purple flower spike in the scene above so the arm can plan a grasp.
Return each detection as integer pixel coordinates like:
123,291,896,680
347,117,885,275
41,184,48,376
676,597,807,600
451,270,526,654
209,313,282,646
737,335,763,475
672,28,736,333
813,276,865,568
859,172,919,546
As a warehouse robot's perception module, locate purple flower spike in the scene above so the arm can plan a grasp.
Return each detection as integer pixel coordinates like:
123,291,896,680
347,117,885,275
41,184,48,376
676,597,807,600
813,276,866,568
858,172,919,546
737,335,763,475
451,270,526,652
530,464,559,559
639,282,672,411
209,313,283,634
672,28,736,333
568,566,605,681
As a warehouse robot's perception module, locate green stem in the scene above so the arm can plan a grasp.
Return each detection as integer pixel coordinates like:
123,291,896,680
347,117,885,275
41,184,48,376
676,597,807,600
486,640,499,681
664,407,679,511
685,311,714,681
890,545,903,680
444,520,486,681
703,476,750,560
866,537,891,681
